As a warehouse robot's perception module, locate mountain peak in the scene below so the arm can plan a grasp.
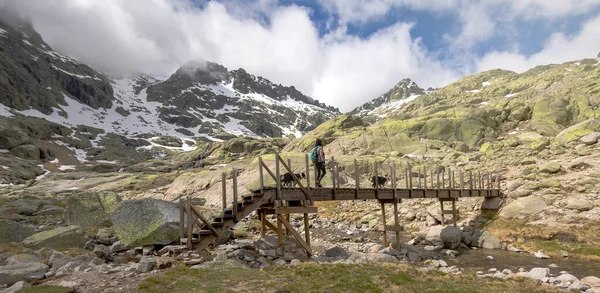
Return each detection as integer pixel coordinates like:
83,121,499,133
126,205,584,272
350,78,425,120
174,60,229,85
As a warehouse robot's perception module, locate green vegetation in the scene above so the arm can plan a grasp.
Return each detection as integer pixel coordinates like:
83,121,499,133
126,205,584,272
19,285,74,293
139,263,556,293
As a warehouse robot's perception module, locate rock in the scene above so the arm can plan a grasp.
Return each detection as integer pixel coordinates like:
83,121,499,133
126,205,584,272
557,273,579,284
4,254,40,265
63,191,122,229
508,246,524,253
556,118,600,144
324,246,348,258
1,280,28,293
440,226,462,249
368,244,384,253
157,245,187,255
83,239,96,251
110,241,127,253
137,256,157,273
407,252,420,262
48,251,72,269
506,180,523,191
580,132,599,145
500,196,547,218
290,259,301,265
481,197,504,210
273,259,286,266
427,203,458,224
471,230,501,249
22,226,88,250
93,244,111,261
582,276,600,288
534,250,550,259
540,162,562,174
58,280,79,288
96,228,112,245
528,267,550,280
216,229,233,245
566,197,595,212
109,199,180,247
0,220,34,244
142,245,155,256
0,262,48,286
404,212,416,221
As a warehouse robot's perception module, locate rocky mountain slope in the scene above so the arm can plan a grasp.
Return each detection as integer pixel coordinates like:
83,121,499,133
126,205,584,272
0,19,338,184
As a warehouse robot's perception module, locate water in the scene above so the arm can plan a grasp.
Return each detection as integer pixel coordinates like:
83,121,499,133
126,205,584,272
448,249,600,278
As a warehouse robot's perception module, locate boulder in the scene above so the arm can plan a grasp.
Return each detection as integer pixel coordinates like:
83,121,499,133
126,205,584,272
365,253,398,263
137,256,157,273
63,192,122,229
0,262,48,286
109,199,180,247
96,228,112,245
556,118,600,144
0,220,34,244
539,162,562,174
566,197,595,212
426,225,462,249
110,241,127,253
500,196,547,218
324,246,348,258
1,280,29,293
580,132,600,145
556,273,579,283
471,230,501,249
528,267,549,280
481,197,504,210
22,226,89,250
93,244,111,261
4,254,40,265
582,276,600,288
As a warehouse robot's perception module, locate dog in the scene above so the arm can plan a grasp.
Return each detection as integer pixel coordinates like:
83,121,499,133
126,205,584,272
280,172,306,187
371,175,389,188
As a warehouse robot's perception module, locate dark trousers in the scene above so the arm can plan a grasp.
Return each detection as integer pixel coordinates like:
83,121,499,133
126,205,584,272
316,162,326,185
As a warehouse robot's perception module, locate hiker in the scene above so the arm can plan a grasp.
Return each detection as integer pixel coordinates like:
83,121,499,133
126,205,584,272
311,138,326,187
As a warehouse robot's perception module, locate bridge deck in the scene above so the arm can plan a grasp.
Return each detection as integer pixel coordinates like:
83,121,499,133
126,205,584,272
262,186,500,202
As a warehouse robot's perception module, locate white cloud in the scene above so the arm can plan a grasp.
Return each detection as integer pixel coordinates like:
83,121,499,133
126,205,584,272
476,14,600,72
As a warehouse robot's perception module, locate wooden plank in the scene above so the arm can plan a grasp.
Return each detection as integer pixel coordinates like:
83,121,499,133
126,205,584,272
374,161,379,199
437,168,440,189
275,206,318,214
393,201,400,250
276,152,281,201
440,199,445,225
222,173,227,214
190,206,220,237
233,169,238,218
304,213,310,247
261,161,277,181
259,157,264,190
186,197,193,250
278,214,312,256
305,154,310,189
469,171,473,190
418,167,422,188
286,214,291,236
460,171,464,191
442,169,445,189
452,200,457,227
259,209,265,237
380,202,387,247
264,219,278,233
408,164,413,199
423,166,427,190
179,199,184,241
391,162,397,200
442,209,459,214
277,214,283,248
354,159,359,200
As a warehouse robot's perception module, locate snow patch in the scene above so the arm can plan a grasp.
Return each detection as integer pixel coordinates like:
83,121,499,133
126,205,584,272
574,62,581,66
465,90,481,93
482,81,491,87
0,165,9,170
0,149,9,153
0,104,14,117
480,102,490,106
50,65,101,80
0,28,7,36
505,93,519,98
58,165,76,171
35,165,50,180
96,160,118,164
23,39,33,46
49,158,59,164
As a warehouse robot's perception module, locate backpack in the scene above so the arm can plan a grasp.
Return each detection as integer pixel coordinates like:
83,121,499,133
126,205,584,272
310,147,319,163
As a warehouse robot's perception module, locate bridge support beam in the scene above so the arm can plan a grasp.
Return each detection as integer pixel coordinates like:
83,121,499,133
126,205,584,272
378,199,403,249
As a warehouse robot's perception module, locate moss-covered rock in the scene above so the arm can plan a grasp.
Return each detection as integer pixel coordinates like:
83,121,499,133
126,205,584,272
108,199,180,247
555,119,600,144
63,192,122,229
0,220,34,243
539,162,562,174
500,196,548,218
480,142,493,154
566,197,594,211
22,226,88,250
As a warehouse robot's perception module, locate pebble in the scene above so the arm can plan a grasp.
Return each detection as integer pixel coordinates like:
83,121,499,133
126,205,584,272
534,250,550,259
486,255,494,260
548,263,558,268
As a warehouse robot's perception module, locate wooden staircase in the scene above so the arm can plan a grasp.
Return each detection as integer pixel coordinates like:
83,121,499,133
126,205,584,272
179,189,273,251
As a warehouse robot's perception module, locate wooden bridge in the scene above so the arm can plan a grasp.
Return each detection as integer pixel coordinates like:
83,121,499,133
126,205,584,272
179,152,502,256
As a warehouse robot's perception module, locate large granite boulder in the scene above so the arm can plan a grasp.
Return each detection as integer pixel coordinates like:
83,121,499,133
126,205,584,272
500,196,547,218
63,191,122,229
0,220,34,243
22,225,89,250
426,225,462,249
108,199,180,247
471,229,501,249
0,262,48,286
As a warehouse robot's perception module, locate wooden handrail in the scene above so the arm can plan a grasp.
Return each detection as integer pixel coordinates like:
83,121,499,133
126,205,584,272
277,153,312,201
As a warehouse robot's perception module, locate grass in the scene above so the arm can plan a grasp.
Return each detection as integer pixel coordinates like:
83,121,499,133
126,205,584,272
139,263,557,293
485,218,600,260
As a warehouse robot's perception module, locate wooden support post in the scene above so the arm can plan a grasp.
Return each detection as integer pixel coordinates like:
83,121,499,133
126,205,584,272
469,171,473,190
452,200,457,226
278,215,312,256
393,200,400,250
354,159,359,200
304,213,310,247
391,162,397,200
381,202,387,247
439,199,445,225
288,158,292,170
331,156,336,199
190,206,220,237
221,173,227,214
179,199,184,241
277,214,283,248
442,169,446,189
260,209,266,238
233,169,238,219
478,171,482,190
451,170,455,190
437,168,440,189
418,167,422,188
276,152,281,201
286,214,291,236
408,164,413,189
424,167,427,190
305,154,310,189
497,173,501,190
405,167,409,190
186,197,193,250
374,161,379,199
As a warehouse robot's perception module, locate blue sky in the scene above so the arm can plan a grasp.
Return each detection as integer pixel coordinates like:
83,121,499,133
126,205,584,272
7,0,600,111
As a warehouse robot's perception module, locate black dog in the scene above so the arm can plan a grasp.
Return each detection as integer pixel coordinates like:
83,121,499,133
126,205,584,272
280,172,306,186
371,175,389,188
